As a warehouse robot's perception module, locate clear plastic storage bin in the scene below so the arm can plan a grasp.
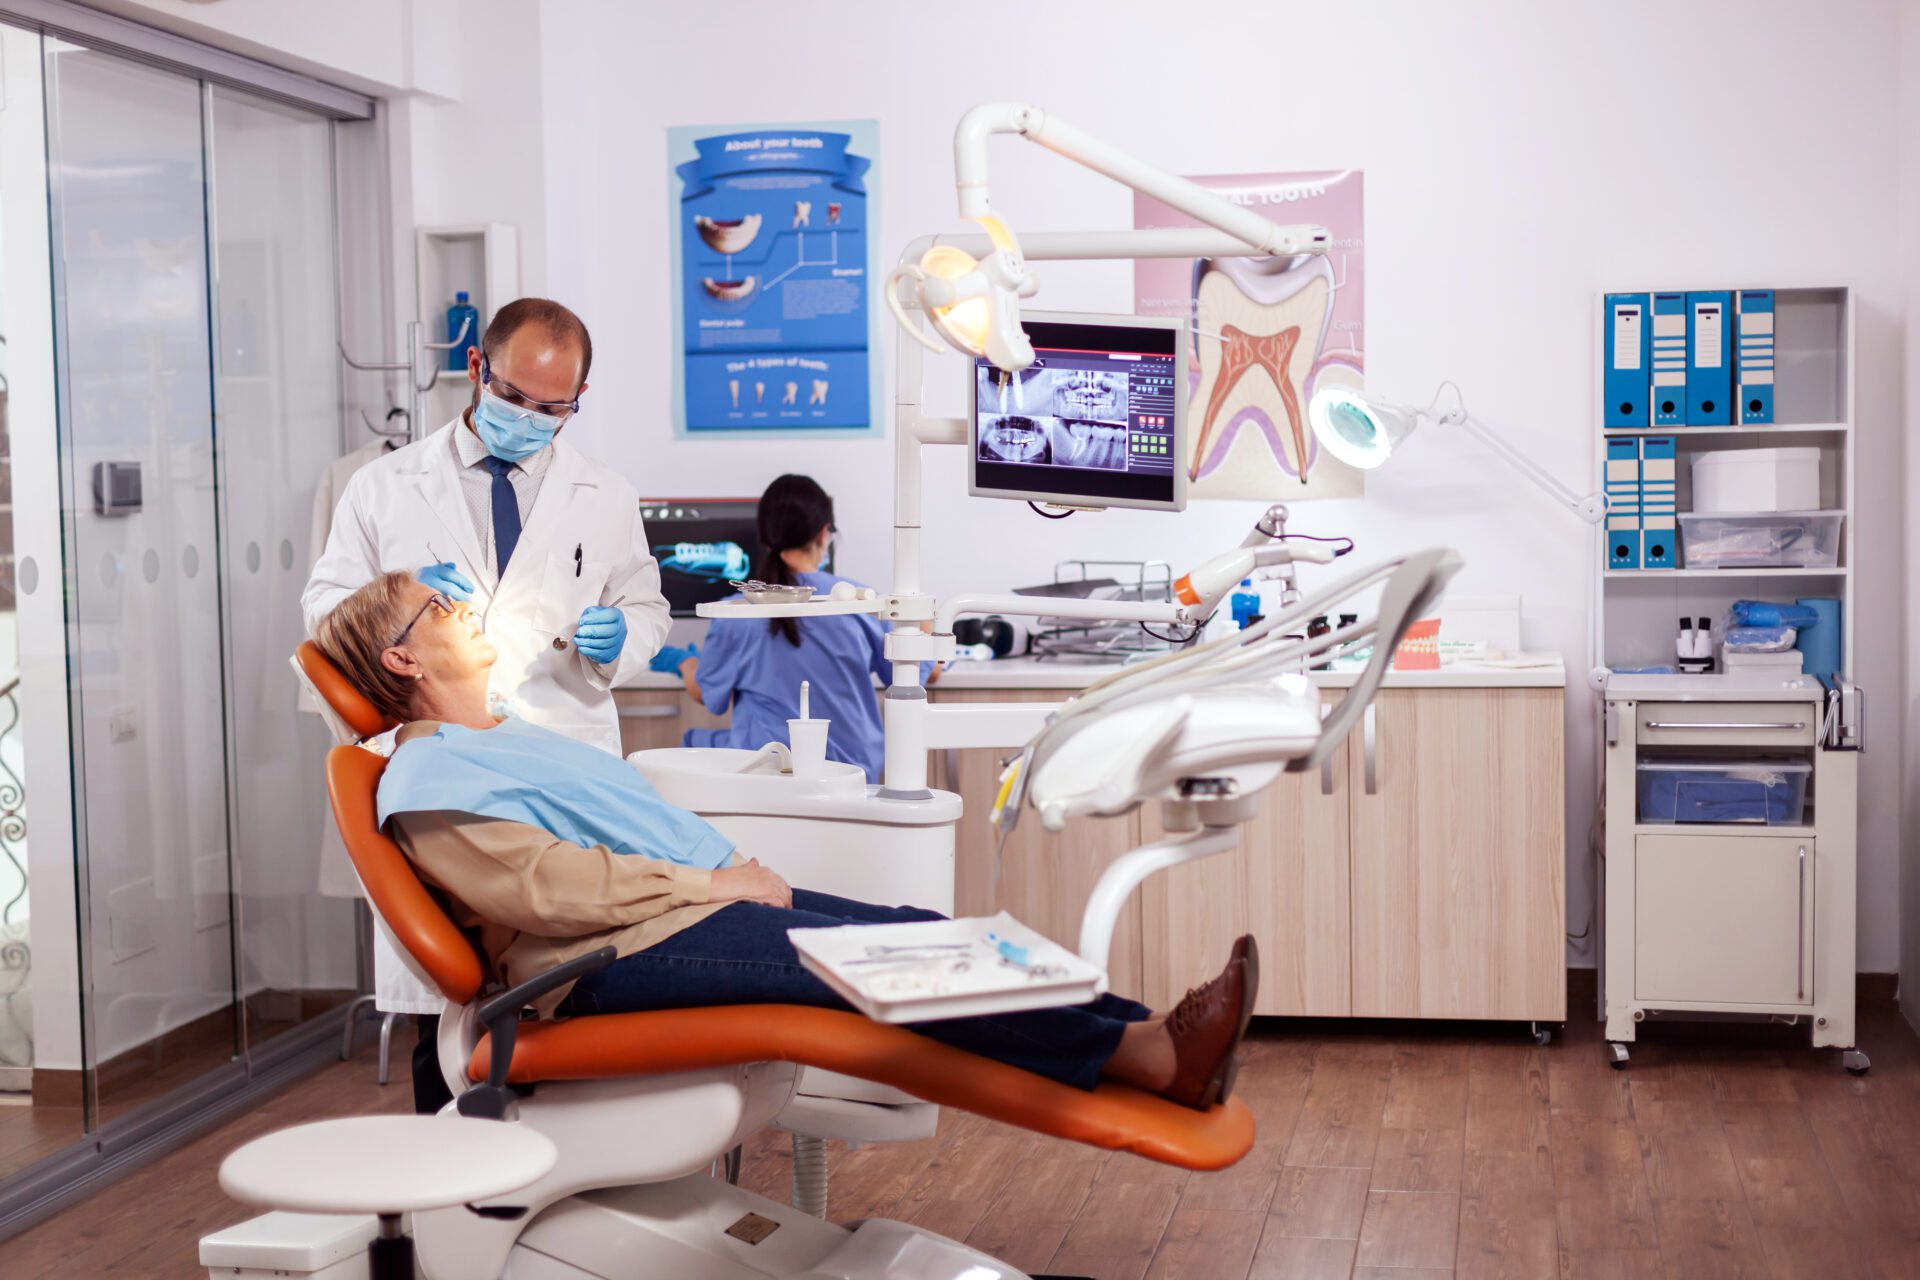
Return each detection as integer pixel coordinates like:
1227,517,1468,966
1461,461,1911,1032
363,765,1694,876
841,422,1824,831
1636,757,1810,826
1676,511,1842,570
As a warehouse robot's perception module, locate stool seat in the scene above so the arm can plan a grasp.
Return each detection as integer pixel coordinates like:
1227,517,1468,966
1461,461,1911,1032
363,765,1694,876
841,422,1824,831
219,1116,557,1215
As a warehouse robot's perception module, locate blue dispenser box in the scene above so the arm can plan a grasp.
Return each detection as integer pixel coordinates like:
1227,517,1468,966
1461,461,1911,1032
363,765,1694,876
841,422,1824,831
1685,290,1733,424
1650,292,1687,426
1603,293,1649,427
1737,289,1776,424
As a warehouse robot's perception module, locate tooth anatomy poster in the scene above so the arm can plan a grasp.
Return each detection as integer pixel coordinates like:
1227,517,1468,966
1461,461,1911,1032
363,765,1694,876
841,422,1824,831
1133,170,1364,500
669,120,881,436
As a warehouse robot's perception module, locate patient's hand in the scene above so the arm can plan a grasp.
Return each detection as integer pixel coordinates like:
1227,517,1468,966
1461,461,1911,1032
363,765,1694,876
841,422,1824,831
712,857,793,909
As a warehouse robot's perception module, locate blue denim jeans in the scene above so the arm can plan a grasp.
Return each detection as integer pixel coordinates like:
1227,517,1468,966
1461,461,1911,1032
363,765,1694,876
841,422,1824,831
560,889,1151,1090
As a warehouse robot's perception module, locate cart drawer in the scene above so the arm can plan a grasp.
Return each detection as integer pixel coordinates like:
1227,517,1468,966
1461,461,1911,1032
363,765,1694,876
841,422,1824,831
1635,833,1813,1006
1636,702,1817,748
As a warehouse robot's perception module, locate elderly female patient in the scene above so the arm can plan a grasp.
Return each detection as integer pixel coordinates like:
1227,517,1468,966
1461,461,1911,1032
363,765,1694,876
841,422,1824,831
314,572,1257,1110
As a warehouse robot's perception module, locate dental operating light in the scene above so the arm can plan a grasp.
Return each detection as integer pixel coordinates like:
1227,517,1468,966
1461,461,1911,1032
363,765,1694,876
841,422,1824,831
1307,383,1609,524
886,103,1332,374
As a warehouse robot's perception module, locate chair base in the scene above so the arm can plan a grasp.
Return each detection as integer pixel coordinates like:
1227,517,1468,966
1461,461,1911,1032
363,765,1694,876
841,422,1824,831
208,1178,1035,1279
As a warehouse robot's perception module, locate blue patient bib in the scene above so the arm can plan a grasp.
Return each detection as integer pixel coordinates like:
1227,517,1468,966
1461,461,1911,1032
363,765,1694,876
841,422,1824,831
377,717,735,871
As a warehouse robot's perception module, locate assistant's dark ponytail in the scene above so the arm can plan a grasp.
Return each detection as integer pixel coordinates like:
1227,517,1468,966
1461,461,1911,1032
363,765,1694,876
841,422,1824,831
756,473,833,647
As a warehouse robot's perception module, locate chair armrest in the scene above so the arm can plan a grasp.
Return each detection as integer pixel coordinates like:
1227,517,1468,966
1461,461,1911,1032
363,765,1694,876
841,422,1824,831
457,946,618,1120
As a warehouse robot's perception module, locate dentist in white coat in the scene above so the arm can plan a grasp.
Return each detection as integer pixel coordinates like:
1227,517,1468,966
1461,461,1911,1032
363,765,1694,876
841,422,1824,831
302,296,670,1110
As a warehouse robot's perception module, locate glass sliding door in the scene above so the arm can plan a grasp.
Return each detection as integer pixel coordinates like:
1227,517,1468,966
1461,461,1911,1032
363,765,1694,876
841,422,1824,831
205,88,355,1055
44,41,239,1121
0,18,89,1180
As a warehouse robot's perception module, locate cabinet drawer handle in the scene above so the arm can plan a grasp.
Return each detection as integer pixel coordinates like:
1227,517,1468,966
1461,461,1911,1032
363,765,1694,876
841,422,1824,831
618,704,681,720
1320,703,1335,796
1643,720,1806,732
1363,703,1378,796
1797,845,1807,1000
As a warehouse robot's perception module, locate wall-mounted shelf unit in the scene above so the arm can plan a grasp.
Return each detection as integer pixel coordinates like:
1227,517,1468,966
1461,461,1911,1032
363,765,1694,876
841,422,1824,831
1596,286,1853,678
415,222,518,421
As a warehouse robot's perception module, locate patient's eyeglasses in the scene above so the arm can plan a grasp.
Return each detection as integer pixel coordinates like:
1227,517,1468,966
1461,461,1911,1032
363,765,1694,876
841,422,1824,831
391,592,456,648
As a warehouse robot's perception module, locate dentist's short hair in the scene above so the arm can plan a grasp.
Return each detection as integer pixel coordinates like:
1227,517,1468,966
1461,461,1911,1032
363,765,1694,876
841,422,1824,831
314,570,421,725
481,297,593,387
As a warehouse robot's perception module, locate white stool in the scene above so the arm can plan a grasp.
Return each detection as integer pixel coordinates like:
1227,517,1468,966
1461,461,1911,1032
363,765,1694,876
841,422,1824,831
217,1115,556,1280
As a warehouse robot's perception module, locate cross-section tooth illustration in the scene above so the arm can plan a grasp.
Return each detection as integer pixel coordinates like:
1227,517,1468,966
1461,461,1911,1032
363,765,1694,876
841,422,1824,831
1188,254,1334,483
694,214,761,254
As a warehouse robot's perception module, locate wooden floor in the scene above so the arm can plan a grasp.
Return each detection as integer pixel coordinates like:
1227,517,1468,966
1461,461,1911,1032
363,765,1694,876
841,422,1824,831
5,1003,1920,1278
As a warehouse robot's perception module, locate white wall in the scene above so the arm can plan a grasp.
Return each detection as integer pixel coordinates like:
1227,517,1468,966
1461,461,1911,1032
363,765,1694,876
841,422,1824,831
529,0,1910,972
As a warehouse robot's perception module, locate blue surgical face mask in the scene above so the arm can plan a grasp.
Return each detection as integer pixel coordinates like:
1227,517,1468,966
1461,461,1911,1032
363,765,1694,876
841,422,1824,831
473,388,563,462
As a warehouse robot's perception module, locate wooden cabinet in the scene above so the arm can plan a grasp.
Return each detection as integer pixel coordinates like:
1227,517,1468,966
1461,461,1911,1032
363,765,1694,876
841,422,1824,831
613,687,729,755
1348,688,1566,1020
1138,693,1351,1015
942,682,1565,1023
935,688,1146,1001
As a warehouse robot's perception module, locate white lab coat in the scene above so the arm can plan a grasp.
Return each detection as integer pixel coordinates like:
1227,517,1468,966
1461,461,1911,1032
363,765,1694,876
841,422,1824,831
302,418,671,1013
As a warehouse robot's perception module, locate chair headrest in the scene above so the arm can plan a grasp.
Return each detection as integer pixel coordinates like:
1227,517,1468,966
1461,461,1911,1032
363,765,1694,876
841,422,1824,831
296,640,397,741
327,745,485,1006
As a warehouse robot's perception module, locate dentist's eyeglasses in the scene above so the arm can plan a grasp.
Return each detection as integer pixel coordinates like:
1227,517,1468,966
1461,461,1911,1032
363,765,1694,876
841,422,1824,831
391,592,456,648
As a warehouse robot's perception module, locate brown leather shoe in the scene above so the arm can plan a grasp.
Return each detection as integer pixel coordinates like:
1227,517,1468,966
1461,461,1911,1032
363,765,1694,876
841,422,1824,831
1161,935,1260,1111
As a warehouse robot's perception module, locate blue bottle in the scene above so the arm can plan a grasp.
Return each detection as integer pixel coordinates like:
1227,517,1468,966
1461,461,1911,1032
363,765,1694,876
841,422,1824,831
1230,579,1260,630
447,291,479,370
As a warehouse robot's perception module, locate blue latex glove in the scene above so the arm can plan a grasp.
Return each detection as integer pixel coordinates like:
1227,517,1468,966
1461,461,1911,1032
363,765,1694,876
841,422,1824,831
648,642,699,675
417,561,475,602
573,604,629,665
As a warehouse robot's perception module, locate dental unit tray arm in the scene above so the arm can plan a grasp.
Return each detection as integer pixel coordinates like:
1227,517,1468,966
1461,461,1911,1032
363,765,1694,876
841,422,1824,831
456,946,618,1121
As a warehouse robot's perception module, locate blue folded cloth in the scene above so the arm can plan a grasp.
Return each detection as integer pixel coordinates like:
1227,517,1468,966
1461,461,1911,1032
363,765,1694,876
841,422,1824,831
1730,600,1820,629
1725,625,1797,653
1639,766,1798,823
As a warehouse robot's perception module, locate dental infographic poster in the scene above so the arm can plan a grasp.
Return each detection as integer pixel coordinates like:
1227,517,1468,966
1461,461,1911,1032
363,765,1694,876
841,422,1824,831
668,119,881,437
1133,170,1365,500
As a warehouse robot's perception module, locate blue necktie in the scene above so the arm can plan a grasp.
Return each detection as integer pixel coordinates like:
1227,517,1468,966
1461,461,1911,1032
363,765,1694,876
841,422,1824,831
481,455,522,575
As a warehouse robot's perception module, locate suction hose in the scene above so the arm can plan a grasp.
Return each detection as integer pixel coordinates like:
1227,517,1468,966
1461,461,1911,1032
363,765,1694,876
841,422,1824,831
792,1133,830,1218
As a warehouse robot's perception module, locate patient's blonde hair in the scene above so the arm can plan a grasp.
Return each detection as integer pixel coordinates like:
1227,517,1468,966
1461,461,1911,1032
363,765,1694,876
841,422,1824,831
313,570,421,725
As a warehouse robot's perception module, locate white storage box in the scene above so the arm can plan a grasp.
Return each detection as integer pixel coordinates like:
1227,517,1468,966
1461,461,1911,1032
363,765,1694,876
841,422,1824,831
1677,511,1842,570
1691,447,1820,514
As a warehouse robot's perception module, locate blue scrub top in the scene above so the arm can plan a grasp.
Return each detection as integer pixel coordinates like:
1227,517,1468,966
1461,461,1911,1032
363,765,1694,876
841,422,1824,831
686,571,928,782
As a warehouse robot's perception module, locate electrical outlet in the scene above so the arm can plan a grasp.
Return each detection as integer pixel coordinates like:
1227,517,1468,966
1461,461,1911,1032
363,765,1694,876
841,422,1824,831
110,707,137,743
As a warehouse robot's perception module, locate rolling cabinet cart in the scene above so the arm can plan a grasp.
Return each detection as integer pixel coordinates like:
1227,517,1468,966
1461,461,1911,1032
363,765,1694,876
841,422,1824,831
1598,678,1864,1072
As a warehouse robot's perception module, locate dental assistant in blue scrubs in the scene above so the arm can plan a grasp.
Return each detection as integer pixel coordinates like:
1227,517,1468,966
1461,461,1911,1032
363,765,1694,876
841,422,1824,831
651,474,933,782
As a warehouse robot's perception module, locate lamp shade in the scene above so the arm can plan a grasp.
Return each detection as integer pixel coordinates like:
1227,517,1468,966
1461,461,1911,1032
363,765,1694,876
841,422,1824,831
1307,387,1421,470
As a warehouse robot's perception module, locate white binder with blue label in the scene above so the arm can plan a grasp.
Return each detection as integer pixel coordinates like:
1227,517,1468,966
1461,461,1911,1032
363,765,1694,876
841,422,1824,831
1737,289,1776,424
1603,293,1649,427
1686,290,1733,424
1605,436,1642,569
1650,292,1688,427
1638,435,1678,569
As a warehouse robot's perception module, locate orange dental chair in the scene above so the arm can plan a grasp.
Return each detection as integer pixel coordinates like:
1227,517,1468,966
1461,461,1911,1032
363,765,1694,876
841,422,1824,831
288,641,1252,1279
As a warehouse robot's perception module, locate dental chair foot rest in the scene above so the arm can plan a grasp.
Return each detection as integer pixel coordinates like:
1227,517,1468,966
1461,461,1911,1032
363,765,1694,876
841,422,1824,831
471,1003,1255,1171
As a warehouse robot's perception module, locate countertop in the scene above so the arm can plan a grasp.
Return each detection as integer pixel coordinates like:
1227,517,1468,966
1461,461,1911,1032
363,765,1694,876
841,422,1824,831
619,653,1566,693
1603,671,1828,702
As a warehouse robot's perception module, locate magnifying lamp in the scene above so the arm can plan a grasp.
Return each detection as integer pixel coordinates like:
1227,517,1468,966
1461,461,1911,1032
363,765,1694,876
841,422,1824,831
1307,383,1608,524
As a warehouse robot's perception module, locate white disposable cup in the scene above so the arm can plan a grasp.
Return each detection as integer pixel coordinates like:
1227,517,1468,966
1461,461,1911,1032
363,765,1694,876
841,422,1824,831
787,718,830,778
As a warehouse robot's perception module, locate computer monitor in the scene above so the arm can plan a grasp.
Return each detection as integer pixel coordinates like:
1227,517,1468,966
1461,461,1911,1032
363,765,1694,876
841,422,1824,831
969,311,1188,512
640,497,838,617
640,498,761,617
